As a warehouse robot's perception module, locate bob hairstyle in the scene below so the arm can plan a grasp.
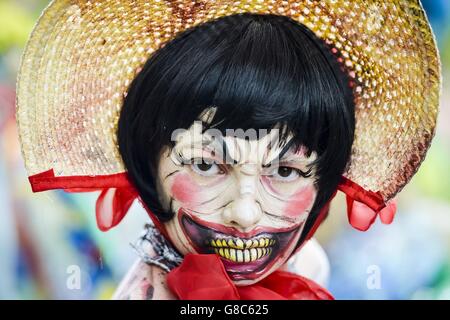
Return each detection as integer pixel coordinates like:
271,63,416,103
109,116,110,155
118,13,355,247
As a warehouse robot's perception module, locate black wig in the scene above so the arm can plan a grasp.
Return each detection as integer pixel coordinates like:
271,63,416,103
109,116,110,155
118,13,355,246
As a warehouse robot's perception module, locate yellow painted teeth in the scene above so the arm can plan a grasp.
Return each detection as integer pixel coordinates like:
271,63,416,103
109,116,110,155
210,237,275,262
210,238,275,249
214,247,272,263
259,238,265,247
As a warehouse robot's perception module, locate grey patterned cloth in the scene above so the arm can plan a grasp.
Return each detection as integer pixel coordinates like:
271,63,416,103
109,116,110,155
131,223,183,273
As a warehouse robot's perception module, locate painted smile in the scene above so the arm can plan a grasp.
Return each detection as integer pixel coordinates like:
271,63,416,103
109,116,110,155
179,209,302,281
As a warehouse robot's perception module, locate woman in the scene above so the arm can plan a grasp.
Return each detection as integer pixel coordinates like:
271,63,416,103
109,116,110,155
16,0,440,300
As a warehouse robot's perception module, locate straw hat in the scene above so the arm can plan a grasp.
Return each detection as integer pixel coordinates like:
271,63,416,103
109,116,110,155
16,0,441,230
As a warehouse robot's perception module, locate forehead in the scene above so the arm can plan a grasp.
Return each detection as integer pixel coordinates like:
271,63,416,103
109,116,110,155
171,120,312,164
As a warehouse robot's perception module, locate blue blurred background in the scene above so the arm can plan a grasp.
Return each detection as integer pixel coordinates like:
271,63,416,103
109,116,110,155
0,0,449,300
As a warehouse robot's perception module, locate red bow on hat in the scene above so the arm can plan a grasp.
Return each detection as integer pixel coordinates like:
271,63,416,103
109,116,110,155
338,176,396,231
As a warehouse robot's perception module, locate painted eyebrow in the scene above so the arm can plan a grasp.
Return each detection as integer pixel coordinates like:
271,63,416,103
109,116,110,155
262,138,296,167
201,134,238,164
216,135,239,164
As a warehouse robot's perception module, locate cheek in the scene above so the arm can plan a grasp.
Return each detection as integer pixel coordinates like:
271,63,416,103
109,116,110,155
284,185,316,218
170,173,201,204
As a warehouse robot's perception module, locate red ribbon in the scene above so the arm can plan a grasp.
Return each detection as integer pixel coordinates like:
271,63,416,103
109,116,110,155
167,253,334,300
345,195,397,231
95,187,139,231
27,169,141,231
337,176,396,231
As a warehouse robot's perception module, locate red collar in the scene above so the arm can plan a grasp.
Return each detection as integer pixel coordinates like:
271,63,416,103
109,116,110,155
167,253,333,300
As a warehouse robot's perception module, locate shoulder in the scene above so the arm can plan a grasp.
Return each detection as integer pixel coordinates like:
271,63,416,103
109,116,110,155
112,224,182,300
281,238,330,287
113,258,177,300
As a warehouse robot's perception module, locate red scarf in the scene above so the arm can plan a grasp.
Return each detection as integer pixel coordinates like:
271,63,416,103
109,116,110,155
167,253,334,300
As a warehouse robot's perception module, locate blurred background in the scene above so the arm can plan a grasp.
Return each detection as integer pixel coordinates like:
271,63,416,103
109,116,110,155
0,0,449,300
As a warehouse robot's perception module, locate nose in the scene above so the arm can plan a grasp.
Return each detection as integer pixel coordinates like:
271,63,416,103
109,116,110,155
222,196,263,229
222,163,262,229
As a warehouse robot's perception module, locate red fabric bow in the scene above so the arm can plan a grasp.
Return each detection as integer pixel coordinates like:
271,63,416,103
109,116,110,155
94,186,172,241
345,196,397,231
337,176,396,231
95,187,139,231
166,253,334,300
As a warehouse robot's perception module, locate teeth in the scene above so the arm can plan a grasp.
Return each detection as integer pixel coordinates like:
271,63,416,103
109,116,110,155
210,237,276,254
250,248,257,261
230,248,236,262
257,248,263,259
235,239,244,249
214,246,273,262
236,250,243,262
244,249,250,262
259,238,265,247
224,248,230,259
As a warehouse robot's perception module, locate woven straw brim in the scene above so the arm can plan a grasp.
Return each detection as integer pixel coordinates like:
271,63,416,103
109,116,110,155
16,0,441,203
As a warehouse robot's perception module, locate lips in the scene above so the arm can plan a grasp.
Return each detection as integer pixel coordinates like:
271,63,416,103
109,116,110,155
179,209,302,281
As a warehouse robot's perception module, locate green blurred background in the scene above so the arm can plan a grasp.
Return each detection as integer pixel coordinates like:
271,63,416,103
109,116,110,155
0,0,449,299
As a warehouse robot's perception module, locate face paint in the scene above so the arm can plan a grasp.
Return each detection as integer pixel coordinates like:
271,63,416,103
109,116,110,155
170,173,200,205
156,114,318,285
179,209,303,280
284,185,316,218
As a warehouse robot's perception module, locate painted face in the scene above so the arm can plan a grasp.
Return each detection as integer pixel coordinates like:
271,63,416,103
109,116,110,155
156,115,318,285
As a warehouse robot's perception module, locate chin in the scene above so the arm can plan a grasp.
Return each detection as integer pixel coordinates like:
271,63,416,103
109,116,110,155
231,268,279,286
177,208,303,282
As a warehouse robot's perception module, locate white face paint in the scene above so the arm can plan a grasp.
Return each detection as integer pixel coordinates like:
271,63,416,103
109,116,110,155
156,112,318,285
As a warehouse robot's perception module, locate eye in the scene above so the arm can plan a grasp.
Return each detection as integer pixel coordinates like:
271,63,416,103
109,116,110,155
278,166,296,177
273,166,299,181
268,166,312,182
191,160,224,176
